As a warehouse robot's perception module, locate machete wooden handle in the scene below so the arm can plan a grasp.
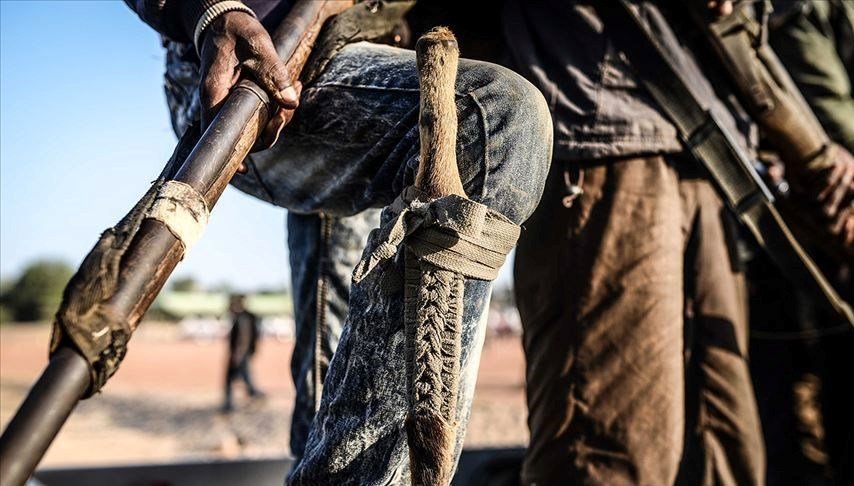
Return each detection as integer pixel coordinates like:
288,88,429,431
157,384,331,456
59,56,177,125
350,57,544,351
414,27,466,200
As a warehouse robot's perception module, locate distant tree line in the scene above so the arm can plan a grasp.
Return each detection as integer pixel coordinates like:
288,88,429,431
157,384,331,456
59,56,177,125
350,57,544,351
0,261,288,323
0,259,73,323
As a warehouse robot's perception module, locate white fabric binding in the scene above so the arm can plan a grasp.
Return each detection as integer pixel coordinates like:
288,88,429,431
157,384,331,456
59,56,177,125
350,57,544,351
146,180,210,254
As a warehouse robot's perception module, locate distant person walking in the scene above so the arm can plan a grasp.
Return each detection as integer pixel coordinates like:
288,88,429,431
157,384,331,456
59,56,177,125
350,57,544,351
223,294,264,413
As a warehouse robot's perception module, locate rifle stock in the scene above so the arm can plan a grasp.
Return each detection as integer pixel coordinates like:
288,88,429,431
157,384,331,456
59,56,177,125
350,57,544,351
0,2,352,485
602,1,853,327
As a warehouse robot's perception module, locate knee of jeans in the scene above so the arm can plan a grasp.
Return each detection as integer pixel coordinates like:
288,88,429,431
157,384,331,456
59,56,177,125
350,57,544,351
466,63,553,224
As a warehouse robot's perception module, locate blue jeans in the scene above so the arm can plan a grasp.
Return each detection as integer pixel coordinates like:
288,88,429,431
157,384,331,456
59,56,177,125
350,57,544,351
287,210,380,460
253,42,551,485
170,40,552,484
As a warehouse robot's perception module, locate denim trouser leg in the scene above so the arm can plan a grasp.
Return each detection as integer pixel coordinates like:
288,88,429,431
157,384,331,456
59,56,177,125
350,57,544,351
231,42,551,484
234,42,550,220
287,210,381,460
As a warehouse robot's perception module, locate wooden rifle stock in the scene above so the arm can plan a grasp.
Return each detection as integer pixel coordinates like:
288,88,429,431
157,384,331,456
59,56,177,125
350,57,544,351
0,2,352,485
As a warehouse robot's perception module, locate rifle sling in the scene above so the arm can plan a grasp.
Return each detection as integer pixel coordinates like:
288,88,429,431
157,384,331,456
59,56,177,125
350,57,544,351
598,1,853,326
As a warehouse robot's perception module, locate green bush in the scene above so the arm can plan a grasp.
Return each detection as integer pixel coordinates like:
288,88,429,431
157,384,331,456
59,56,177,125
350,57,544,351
0,304,12,325
4,260,74,322
170,276,200,292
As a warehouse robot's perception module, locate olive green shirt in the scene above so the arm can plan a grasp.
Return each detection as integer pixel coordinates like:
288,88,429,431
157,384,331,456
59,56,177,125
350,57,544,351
770,0,854,152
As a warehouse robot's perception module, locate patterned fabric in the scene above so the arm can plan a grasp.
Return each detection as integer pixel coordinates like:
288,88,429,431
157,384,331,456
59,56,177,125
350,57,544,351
163,40,202,138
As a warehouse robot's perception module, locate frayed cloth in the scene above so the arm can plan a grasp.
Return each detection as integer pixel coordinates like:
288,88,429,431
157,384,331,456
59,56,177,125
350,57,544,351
352,186,520,284
50,125,200,397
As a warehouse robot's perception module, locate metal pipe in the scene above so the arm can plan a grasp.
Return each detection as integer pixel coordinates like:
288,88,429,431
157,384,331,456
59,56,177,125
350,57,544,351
0,3,352,485
0,348,90,486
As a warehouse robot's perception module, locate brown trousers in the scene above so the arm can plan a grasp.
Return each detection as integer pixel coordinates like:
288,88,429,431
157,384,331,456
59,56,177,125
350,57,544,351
514,155,765,486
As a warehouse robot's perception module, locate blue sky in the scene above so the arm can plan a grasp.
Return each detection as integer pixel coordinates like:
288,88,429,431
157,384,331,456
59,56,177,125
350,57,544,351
1,0,290,291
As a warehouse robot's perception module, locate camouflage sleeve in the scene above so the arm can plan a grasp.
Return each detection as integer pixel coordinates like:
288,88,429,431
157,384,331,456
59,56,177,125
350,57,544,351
770,1,854,152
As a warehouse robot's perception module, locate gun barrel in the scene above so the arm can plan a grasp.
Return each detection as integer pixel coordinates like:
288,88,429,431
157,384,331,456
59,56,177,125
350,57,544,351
0,349,89,486
0,2,353,485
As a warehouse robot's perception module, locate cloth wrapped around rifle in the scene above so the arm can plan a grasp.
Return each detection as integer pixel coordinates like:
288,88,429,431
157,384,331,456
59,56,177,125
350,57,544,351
146,180,210,251
49,127,201,397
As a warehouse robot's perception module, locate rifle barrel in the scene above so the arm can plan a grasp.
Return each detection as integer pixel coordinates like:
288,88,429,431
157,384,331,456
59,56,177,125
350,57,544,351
0,2,352,485
0,349,89,486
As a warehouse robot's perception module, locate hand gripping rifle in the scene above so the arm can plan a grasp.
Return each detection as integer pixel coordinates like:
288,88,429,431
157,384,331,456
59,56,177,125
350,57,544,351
600,0,854,328
0,2,353,484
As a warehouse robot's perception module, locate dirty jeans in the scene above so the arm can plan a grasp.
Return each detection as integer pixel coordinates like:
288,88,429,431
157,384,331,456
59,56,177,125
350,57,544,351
286,210,379,460
232,42,551,484
515,155,764,486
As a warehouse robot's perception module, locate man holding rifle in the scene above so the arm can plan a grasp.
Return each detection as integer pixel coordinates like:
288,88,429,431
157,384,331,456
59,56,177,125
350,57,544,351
508,0,854,485
126,0,552,484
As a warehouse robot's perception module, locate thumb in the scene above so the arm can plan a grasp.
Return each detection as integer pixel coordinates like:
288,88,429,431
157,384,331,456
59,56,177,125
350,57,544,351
257,81,302,150
247,38,300,110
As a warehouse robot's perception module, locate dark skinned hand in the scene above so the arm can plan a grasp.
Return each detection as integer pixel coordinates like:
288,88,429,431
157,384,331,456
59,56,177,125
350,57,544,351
762,147,854,253
787,145,854,251
198,11,302,172
813,145,854,248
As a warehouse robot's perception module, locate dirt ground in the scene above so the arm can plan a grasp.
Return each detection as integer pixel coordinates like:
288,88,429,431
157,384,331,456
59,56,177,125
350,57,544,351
0,322,528,468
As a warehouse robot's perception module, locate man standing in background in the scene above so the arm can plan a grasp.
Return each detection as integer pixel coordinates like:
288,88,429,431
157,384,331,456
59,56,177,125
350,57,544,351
223,293,264,413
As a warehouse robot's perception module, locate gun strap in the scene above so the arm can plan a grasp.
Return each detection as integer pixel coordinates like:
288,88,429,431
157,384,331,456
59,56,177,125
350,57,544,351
598,1,853,326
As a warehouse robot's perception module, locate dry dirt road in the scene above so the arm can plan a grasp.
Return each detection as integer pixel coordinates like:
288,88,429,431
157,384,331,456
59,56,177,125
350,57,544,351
0,323,528,468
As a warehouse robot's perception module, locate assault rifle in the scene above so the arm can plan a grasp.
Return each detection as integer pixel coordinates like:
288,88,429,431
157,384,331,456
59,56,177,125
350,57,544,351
0,2,353,485
685,0,854,265
601,0,854,328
